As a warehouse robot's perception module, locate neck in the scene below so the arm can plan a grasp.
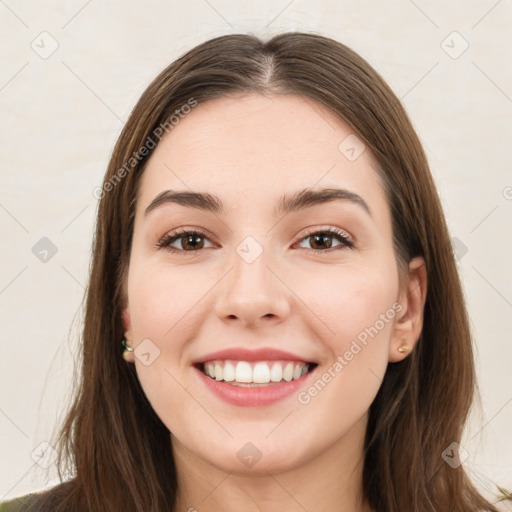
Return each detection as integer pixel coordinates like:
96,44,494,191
172,413,374,512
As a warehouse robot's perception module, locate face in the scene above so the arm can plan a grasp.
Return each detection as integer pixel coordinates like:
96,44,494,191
122,93,422,475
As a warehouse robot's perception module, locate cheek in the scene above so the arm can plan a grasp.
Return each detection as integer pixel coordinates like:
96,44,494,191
127,258,206,341
125,258,197,424
294,261,399,344
297,261,399,400
295,269,398,424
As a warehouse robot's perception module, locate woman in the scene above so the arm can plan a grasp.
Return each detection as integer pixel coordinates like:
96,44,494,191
1,32,507,511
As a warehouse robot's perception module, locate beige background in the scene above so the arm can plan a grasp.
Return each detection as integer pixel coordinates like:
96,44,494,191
1,0,511,505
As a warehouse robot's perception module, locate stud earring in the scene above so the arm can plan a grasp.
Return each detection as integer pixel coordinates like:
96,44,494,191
122,338,134,361
122,338,134,352
398,343,409,353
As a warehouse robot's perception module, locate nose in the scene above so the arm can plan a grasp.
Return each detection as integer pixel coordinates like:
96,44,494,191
213,247,291,328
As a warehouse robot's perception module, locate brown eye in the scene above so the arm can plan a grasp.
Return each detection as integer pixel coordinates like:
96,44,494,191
177,233,205,251
309,233,334,250
297,228,354,252
156,229,213,254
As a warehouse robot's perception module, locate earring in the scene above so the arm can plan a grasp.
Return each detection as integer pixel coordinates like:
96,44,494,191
122,338,134,361
398,343,409,353
122,338,134,352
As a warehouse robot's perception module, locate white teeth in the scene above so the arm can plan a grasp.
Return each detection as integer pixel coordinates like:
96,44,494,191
235,361,253,383
202,360,312,384
253,362,270,383
283,362,294,382
270,362,282,382
223,361,235,382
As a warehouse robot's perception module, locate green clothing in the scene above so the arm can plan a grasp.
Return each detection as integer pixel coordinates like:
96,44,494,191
0,493,37,511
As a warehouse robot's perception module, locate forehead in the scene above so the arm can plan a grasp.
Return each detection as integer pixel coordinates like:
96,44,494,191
136,93,387,217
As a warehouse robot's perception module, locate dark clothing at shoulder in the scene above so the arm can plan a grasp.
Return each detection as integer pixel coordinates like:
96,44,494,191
0,480,76,512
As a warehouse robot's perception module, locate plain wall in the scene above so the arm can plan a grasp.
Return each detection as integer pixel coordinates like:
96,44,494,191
1,0,511,505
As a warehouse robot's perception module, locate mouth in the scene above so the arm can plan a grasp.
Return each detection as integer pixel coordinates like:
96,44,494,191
194,360,318,407
194,360,318,387
192,347,320,406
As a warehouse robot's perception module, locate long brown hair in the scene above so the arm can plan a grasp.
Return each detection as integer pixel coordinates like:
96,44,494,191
26,32,500,511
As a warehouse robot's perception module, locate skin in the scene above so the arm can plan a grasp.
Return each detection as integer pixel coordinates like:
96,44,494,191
122,93,427,512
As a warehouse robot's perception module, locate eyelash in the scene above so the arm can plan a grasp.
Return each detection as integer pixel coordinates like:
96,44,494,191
155,227,355,255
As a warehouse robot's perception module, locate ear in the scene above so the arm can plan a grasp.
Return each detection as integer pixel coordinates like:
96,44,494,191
389,256,427,362
122,302,135,363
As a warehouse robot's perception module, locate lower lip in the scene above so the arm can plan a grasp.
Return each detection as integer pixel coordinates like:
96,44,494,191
194,365,316,407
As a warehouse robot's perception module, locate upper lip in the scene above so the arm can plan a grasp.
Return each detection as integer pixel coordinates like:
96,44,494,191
193,347,317,364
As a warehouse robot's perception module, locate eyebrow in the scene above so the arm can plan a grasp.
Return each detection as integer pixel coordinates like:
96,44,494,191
144,187,371,218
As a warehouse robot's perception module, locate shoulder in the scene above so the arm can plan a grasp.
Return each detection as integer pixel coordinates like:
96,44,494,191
0,493,39,512
0,480,77,512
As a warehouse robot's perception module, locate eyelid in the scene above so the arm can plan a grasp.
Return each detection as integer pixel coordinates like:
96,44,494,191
156,225,355,254
293,226,355,253
296,225,354,244
155,226,217,251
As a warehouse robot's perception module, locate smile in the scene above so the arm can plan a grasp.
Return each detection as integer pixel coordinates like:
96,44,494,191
192,347,319,406
199,359,315,386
